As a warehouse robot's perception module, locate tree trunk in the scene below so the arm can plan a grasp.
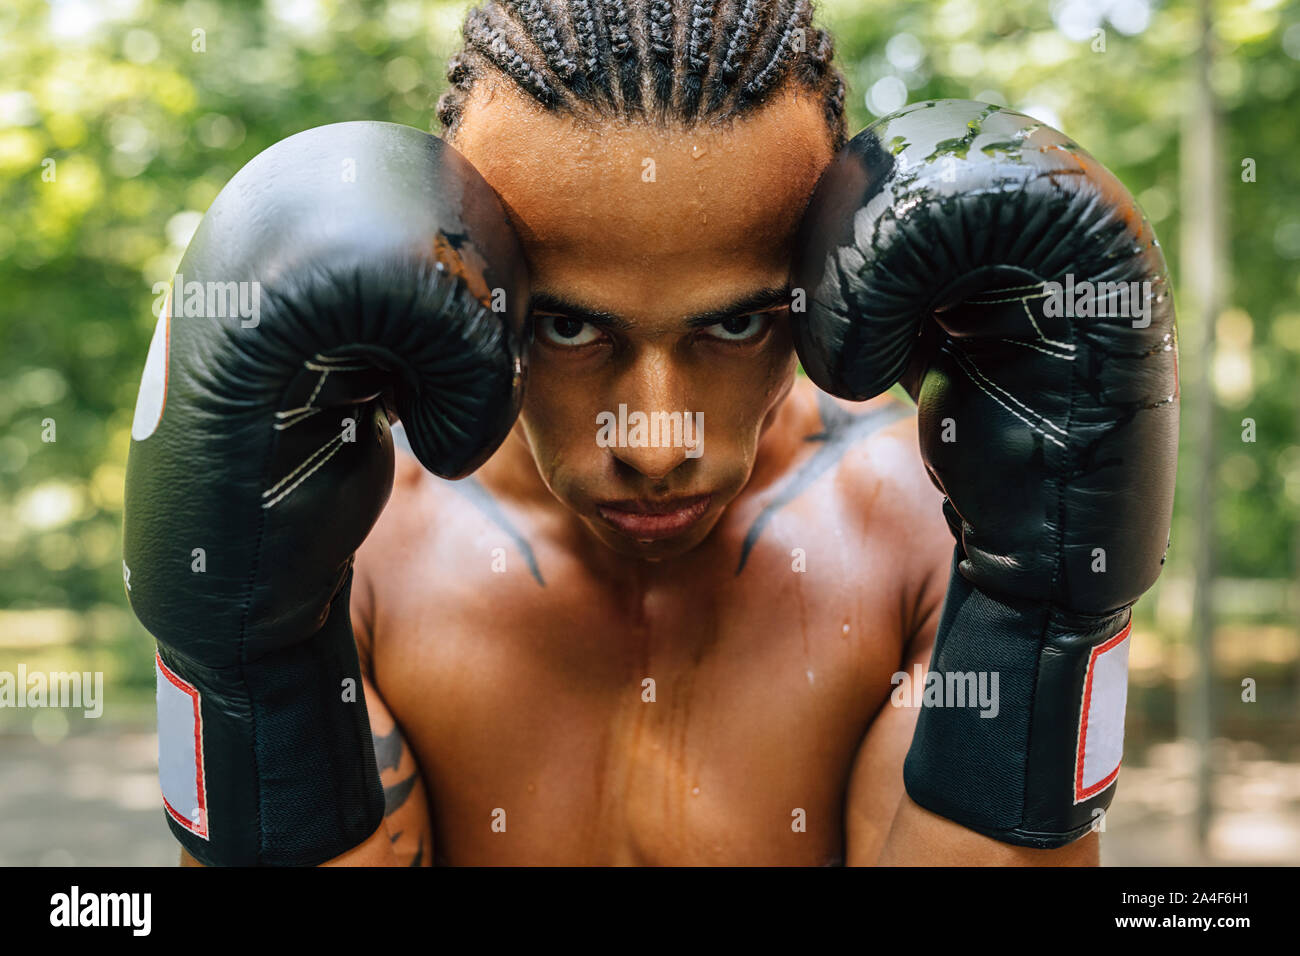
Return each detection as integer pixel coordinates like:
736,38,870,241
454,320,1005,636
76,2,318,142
1179,0,1226,855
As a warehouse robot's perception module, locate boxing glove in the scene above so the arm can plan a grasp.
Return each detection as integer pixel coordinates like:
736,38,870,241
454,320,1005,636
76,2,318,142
792,100,1178,847
123,122,529,866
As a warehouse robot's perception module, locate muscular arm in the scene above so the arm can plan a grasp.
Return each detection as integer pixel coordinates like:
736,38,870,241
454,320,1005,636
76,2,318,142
327,673,433,867
326,560,433,866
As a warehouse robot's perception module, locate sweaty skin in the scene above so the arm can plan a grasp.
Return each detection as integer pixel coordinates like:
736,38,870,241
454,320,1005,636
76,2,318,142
186,80,1099,866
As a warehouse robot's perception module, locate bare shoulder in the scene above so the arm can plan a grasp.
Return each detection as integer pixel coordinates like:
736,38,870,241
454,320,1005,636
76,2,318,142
826,391,940,528
359,443,441,561
822,388,952,642
352,436,452,668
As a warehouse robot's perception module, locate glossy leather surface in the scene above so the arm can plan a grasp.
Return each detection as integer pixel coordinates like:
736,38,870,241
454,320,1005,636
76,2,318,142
793,100,1179,846
123,122,529,865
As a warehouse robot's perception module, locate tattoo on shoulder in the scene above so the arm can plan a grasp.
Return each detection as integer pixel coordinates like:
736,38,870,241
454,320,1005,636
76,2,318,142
735,392,913,575
447,476,546,587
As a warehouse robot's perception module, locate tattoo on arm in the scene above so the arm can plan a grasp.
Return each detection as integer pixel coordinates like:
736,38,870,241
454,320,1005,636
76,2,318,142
736,393,913,574
384,772,418,815
373,724,403,774
385,829,424,865
372,720,429,866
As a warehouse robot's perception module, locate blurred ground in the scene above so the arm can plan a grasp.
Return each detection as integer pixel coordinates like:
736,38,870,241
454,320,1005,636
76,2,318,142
0,727,174,866
2,726,1297,867
1101,740,1300,866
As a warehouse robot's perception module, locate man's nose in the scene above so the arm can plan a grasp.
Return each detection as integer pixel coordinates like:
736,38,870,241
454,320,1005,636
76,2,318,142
611,436,689,481
608,351,693,481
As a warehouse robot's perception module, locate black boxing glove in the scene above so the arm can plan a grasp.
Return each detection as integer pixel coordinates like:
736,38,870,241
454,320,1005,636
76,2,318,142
792,100,1178,847
123,122,528,866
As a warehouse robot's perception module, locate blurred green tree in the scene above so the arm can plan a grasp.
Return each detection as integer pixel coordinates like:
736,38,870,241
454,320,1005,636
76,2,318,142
0,0,1295,697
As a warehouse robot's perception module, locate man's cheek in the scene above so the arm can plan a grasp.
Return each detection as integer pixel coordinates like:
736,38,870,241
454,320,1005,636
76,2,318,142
549,435,605,492
521,400,586,455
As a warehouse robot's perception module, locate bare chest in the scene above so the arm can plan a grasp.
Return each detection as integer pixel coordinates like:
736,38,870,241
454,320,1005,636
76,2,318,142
369,512,906,865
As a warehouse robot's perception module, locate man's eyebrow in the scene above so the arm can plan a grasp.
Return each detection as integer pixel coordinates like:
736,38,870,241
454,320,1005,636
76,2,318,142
682,287,791,328
529,287,791,331
529,292,633,332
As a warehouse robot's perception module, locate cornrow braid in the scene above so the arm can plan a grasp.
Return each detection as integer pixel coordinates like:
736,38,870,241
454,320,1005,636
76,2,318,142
569,0,603,90
824,71,846,148
737,0,807,109
718,0,759,81
679,0,717,120
462,4,559,106
646,0,676,112
600,0,642,112
511,0,579,83
436,0,849,151
435,51,475,131
794,22,845,149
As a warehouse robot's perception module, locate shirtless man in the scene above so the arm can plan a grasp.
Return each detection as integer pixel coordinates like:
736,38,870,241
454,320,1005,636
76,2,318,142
124,0,1178,867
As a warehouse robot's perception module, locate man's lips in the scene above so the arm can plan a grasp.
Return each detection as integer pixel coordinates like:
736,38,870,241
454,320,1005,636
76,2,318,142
595,495,713,541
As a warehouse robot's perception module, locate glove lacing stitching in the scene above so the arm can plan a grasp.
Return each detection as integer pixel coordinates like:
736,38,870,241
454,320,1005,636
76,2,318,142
939,344,1068,448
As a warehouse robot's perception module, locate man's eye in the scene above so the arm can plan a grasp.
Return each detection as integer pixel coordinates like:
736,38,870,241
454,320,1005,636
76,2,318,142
704,312,769,343
538,314,603,347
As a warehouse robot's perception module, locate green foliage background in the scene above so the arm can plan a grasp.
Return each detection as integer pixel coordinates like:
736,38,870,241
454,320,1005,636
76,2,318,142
0,0,1297,716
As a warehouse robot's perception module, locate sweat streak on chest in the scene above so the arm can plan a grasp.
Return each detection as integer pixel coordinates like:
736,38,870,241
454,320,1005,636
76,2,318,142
372,555,902,864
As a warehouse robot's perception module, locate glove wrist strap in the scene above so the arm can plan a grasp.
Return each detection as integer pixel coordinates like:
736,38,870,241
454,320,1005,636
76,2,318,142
902,552,1132,848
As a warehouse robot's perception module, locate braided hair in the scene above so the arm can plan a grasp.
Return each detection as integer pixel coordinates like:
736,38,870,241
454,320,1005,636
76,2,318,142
437,0,847,150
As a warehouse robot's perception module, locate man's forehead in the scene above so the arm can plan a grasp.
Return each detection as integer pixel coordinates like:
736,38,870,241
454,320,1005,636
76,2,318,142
449,81,835,260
